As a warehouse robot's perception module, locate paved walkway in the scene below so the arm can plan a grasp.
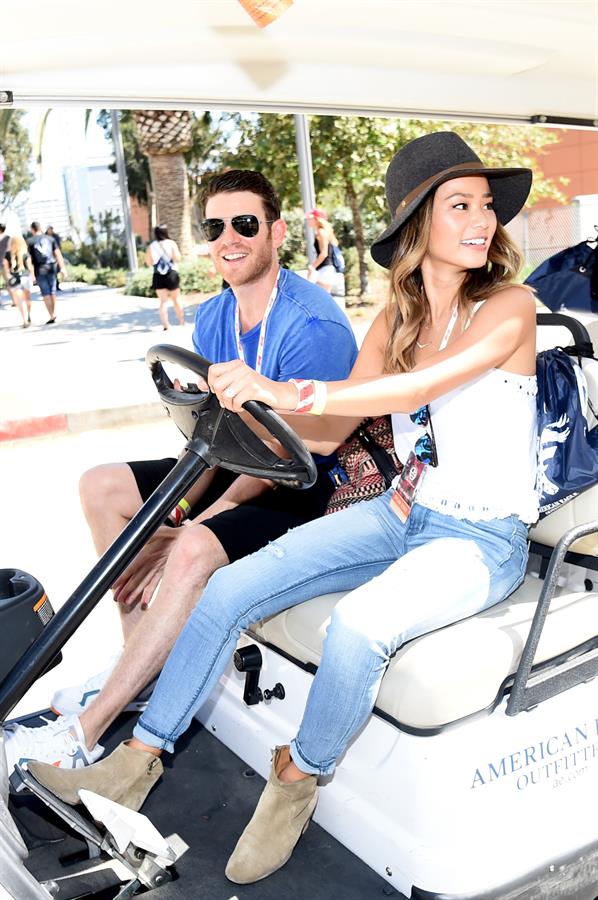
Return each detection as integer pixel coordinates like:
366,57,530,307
0,283,374,442
0,284,205,441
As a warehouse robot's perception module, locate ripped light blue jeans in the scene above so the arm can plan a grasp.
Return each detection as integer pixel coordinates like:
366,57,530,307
134,492,529,775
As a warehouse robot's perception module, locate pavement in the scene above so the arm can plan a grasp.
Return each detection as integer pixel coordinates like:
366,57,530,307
0,283,208,442
0,282,373,443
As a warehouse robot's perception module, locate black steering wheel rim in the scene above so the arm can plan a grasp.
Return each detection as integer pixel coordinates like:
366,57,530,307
146,345,317,489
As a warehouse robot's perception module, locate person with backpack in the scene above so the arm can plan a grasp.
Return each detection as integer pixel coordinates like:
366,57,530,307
306,208,345,298
27,221,67,324
145,224,185,330
2,235,35,328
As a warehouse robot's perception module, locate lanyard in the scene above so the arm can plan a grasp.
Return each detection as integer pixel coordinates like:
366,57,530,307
420,302,459,467
234,273,280,375
438,303,459,352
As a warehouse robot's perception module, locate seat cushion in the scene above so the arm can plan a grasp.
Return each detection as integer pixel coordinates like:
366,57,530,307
251,574,598,730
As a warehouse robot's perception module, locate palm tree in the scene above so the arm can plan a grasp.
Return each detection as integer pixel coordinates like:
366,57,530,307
133,110,194,258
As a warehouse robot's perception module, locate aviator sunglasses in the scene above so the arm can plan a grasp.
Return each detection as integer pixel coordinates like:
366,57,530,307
410,404,438,467
200,214,275,242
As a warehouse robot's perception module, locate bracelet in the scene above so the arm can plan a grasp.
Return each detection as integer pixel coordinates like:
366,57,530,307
311,380,328,416
289,379,327,415
168,496,191,527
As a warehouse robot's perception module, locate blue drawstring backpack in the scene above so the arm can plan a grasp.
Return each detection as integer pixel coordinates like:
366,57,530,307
536,345,598,518
525,241,598,313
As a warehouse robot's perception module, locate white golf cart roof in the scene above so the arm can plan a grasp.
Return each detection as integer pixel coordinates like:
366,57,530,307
3,0,597,124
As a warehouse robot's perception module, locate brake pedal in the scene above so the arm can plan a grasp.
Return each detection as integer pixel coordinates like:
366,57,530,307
14,765,188,895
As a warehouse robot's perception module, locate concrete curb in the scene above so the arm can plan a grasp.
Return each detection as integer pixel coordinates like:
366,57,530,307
0,402,165,443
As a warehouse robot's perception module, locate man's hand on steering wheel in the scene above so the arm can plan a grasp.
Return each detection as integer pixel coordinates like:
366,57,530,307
208,359,298,414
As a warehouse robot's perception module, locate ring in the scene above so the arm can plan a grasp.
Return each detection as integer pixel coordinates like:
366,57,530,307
224,386,237,399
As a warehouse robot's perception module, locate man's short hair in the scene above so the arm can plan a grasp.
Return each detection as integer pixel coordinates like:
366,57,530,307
31,221,41,232
0,223,5,233
201,170,281,222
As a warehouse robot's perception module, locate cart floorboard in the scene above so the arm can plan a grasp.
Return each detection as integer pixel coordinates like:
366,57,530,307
9,712,402,899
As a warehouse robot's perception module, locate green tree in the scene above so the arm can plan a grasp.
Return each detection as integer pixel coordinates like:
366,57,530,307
0,110,34,213
221,113,303,208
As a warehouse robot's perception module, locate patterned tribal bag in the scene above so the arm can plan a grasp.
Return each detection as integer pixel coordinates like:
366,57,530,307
325,415,402,515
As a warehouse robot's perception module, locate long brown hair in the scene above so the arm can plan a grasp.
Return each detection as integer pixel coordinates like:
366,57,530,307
8,235,27,273
383,194,523,373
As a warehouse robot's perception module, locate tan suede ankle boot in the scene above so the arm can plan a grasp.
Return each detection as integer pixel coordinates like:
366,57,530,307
27,741,163,811
225,745,318,884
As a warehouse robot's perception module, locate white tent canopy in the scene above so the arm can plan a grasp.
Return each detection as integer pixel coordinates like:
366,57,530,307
2,0,597,124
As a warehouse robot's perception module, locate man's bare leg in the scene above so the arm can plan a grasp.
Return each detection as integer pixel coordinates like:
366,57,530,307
42,292,56,320
79,463,147,640
78,524,229,750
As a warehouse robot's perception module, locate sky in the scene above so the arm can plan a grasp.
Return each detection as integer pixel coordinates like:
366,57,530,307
0,108,117,235
24,108,111,172
22,108,113,209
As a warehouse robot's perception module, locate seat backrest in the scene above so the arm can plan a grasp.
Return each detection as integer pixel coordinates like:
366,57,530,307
529,311,598,556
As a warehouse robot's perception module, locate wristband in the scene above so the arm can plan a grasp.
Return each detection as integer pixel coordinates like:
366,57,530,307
289,379,327,415
311,379,328,416
168,496,191,527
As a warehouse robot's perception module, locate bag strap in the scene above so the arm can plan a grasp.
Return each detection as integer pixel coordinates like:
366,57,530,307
356,421,398,488
158,240,172,263
560,343,598,425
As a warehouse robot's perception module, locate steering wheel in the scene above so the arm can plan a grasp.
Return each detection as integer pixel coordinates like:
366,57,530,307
146,345,317,490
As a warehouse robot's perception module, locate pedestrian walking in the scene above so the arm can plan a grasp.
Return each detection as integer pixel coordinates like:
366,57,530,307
3,235,35,328
27,222,67,324
46,226,63,291
306,208,345,296
0,223,13,305
146,225,185,330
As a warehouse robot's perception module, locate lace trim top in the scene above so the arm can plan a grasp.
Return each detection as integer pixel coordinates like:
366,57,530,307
392,367,538,524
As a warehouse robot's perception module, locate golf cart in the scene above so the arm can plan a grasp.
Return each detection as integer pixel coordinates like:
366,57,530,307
3,1,598,896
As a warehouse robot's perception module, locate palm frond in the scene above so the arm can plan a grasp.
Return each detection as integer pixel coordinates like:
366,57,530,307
35,109,52,169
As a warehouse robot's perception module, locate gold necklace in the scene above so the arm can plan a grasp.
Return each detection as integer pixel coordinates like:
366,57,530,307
415,303,457,351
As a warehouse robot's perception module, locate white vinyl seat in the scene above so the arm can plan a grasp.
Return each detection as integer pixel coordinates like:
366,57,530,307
251,566,598,730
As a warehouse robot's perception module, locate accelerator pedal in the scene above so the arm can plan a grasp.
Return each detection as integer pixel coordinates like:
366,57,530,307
13,765,188,896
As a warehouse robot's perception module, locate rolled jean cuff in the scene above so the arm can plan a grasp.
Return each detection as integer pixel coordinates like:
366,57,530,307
133,718,176,754
290,737,336,777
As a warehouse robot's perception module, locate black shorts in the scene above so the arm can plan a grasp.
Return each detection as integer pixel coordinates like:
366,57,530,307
152,269,180,291
127,457,335,564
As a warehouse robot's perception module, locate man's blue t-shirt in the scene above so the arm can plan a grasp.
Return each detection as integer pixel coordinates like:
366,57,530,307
192,267,357,384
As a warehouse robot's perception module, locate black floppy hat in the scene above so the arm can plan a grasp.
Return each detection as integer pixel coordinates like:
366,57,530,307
370,131,532,269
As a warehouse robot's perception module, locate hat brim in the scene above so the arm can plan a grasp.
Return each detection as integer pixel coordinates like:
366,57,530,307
370,167,532,269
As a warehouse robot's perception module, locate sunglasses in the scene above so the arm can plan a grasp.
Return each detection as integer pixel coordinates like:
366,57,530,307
409,404,438,467
200,214,274,242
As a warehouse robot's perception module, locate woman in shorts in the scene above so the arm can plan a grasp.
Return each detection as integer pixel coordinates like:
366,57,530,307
3,235,35,328
146,224,185,330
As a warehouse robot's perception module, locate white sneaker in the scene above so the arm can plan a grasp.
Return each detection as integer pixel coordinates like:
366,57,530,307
50,654,155,716
50,654,120,716
3,714,104,774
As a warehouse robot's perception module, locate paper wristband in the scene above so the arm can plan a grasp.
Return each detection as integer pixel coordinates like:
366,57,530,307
289,379,327,415
311,380,328,416
169,496,191,526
